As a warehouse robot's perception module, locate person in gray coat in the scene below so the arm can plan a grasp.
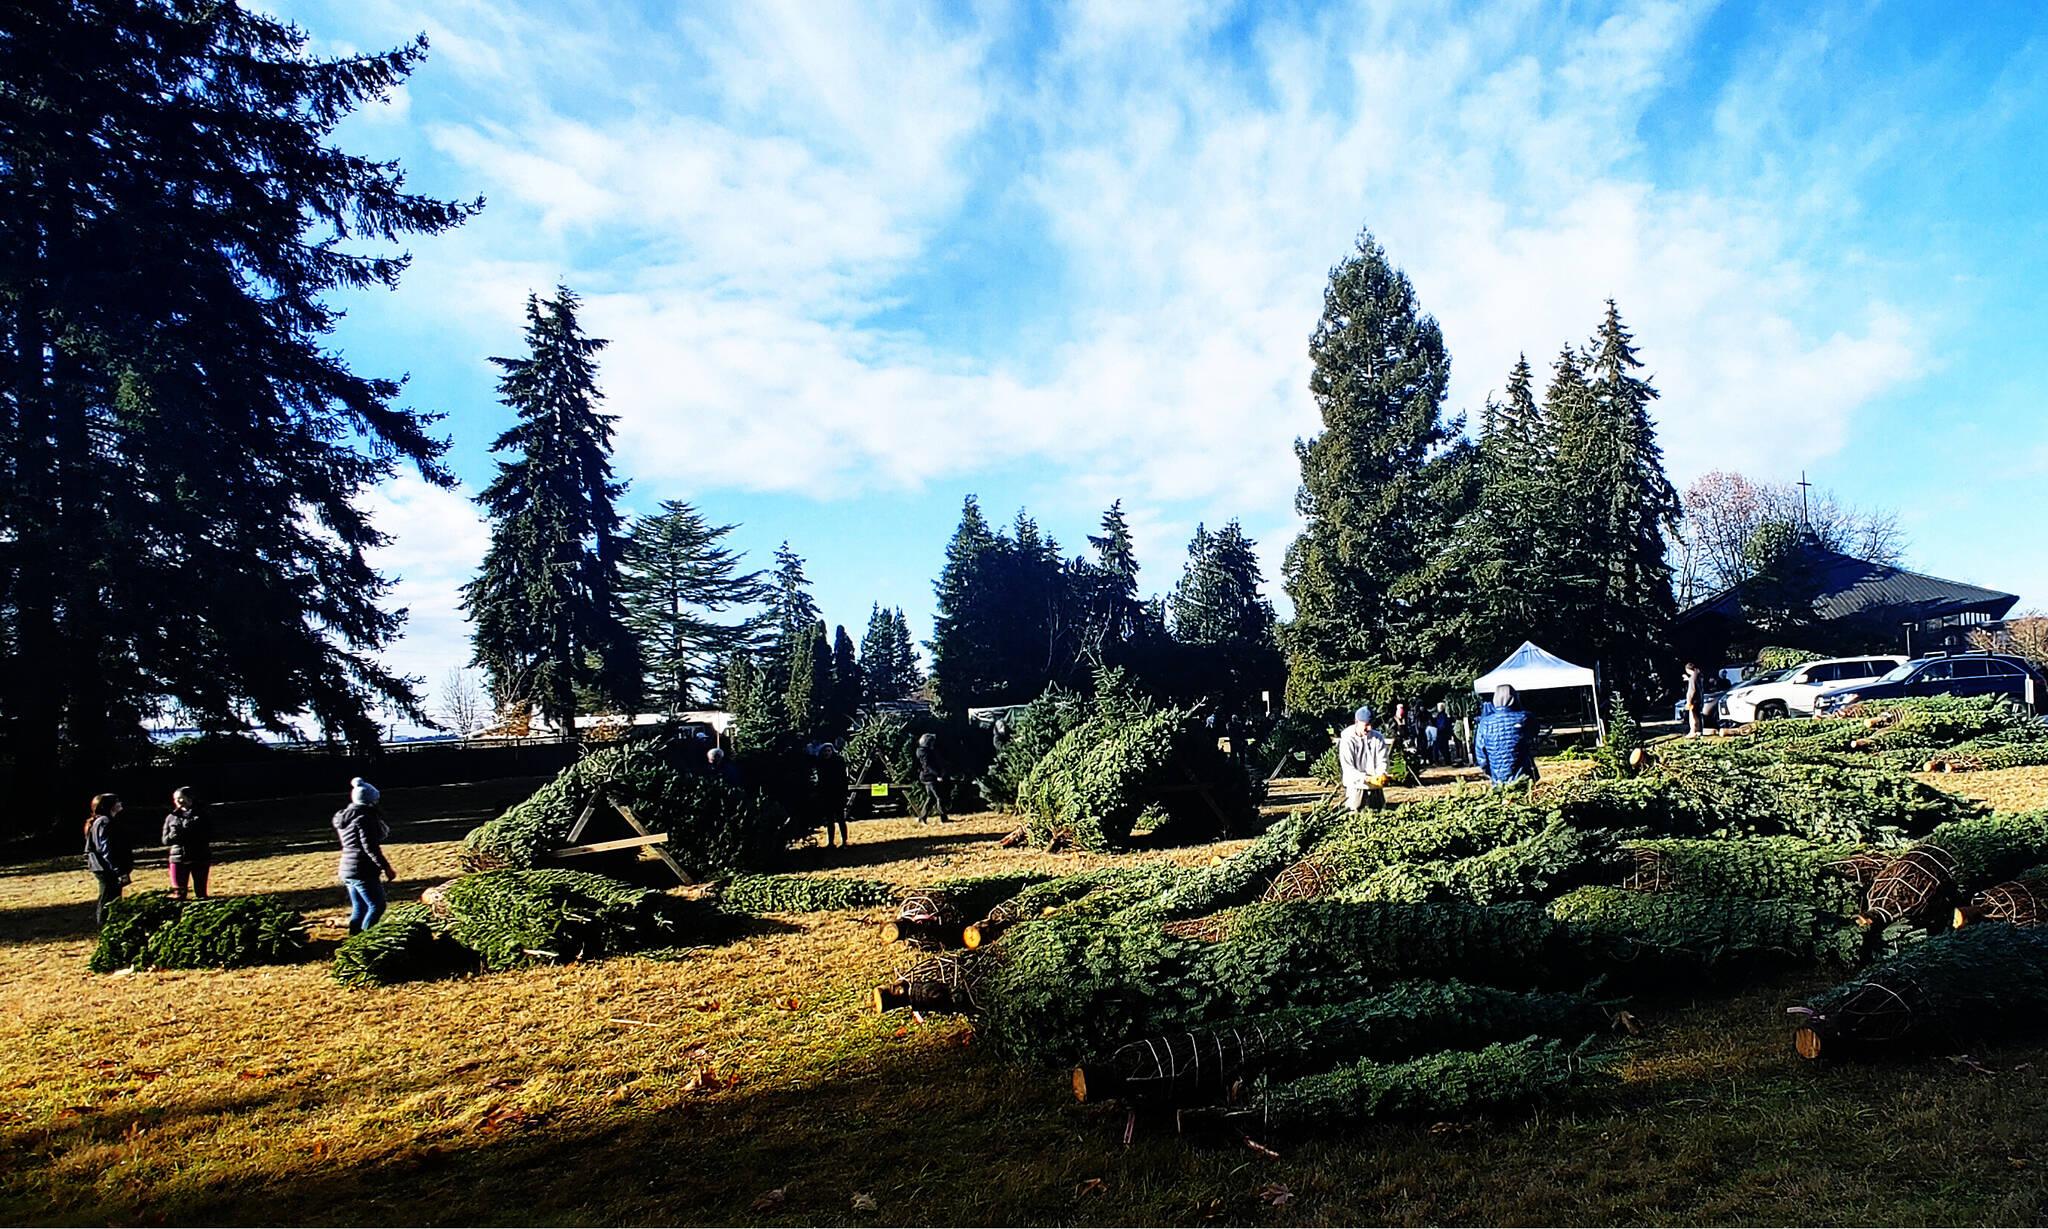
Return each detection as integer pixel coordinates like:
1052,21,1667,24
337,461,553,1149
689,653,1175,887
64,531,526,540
161,786,213,900
84,793,131,926
333,778,396,934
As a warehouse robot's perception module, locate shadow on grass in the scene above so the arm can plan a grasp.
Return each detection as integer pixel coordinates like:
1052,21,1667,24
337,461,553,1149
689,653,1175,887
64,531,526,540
12,982,2048,1228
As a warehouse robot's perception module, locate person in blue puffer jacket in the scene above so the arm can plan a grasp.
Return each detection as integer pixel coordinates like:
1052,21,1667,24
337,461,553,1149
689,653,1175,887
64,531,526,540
1474,684,1539,786
333,778,397,934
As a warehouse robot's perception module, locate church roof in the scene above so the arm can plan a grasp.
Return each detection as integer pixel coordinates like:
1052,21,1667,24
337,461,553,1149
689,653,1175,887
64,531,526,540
1679,539,2018,629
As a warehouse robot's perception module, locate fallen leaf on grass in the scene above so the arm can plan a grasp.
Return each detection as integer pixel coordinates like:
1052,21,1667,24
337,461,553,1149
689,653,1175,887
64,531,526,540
132,1069,165,1082
478,1105,528,1132
237,1069,274,1080
1257,1182,1293,1208
775,996,799,1011
1075,1178,1106,1197
750,1188,786,1211
488,1079,524,1091
850,1192,878,1212
694,999,722,1012
681,1067,723,1093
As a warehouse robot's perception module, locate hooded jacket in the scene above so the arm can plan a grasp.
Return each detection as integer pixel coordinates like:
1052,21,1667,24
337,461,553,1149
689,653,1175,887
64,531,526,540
333,803,395,882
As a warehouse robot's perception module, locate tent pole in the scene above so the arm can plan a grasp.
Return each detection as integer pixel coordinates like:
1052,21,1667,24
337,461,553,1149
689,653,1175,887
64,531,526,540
1591,661,1608,744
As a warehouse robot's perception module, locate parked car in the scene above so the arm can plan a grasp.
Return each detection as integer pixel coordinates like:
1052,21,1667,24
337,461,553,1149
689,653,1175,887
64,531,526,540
1719,655,1907,723
1812,652,2048,714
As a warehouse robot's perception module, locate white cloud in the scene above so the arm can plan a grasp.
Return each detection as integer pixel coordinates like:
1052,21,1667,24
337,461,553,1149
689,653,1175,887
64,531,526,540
360,474,490,696
334,0,1951,666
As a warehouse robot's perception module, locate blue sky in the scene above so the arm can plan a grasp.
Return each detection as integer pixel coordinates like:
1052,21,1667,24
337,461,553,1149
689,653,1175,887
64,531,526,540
277,0,2048,713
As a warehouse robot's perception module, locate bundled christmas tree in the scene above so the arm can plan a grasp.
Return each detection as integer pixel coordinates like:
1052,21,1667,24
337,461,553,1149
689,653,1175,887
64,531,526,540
1548,886,1872,977
1243,1036,1602,1127
1793,922,2048,1059
716,874,895,913
332,903,479,987
1073,980,1610,1108
89,892,185,973
442,869,704,971
884,872,1057,945
89,892,302,973
1860,810,2048,926
1618,836,1869,913
1018,705,1260,850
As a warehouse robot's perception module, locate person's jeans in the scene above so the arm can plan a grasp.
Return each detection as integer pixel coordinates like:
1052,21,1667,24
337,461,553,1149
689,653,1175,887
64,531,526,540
169,862,210,899
93,871,125,926
915,782,949,823
343,877,387,934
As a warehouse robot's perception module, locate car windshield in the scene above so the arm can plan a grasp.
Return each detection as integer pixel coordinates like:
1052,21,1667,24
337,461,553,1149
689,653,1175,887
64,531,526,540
1877,662,1918,683
1742,669,1792,686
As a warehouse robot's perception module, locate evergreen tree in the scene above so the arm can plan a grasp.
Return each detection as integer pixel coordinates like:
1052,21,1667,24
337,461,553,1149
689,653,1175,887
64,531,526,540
619,501,772,714
1078,500,1147,666
1560,302,1680,698
760,541,819,700
784,620,829,737
0,1,479,822
830,625,860,723
464,288,639,733
930,496,1000,714
1171,521,1282,704
890,608,924,693
860,603,897,702
1281,229,1475,683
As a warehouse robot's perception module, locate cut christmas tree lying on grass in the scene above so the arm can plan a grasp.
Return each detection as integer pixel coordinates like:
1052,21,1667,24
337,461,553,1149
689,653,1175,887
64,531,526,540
442,869,710,971
1792,922,2048,1059
331,902,478,988
1072,981,1611,1108
716,874,895,914
89,892,303,973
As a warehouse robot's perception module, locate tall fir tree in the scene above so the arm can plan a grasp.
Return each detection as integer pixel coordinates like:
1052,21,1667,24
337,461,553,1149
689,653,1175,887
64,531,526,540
830,624,860,724
1572,301,1680,697
929,496,999,715
464,288,638,733
761,540,820,700
0,1,478,822
890,608,924,693
860,603,897,702
1079,500,1147,665
619,500,772,714
1281,229,1476,685
783,619,830,738
1171,521,1282,704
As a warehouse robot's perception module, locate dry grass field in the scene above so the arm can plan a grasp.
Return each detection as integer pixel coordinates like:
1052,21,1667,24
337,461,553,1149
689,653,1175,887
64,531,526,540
4,765,2047,1226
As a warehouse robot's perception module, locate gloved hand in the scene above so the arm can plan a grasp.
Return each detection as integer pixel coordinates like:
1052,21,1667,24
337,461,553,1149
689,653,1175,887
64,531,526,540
1368,773,1389,789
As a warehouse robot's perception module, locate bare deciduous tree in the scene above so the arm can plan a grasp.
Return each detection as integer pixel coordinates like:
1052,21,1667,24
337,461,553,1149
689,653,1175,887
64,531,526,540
438,668,487,737
1672,470,1906,606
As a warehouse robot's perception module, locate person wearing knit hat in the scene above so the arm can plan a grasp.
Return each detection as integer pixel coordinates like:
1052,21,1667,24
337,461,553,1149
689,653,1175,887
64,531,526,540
1338,705,1390,812
333,778,395,935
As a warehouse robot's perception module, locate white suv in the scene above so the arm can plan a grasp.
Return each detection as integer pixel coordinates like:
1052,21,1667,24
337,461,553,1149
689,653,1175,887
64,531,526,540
1720,655,1908,723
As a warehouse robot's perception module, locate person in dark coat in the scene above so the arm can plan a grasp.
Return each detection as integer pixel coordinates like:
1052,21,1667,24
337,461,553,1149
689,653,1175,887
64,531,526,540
84,793,131,926
1474,685,1539,786
161,786,213,900
914,732,949,824
333,778,397,935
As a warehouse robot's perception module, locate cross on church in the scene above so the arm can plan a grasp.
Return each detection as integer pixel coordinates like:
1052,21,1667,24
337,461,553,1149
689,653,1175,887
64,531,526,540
1796,472,1813,529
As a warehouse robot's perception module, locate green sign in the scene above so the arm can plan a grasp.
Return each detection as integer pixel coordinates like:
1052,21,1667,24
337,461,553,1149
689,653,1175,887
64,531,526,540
870,784,889,797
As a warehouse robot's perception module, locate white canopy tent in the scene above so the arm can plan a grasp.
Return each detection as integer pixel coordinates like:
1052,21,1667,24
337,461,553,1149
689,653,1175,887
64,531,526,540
1473,641,1606,741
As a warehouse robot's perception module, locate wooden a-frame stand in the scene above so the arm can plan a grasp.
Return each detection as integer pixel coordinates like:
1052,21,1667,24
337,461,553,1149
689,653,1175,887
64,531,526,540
551,786,694,886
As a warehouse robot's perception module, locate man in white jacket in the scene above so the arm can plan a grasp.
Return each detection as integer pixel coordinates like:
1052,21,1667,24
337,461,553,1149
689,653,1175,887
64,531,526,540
1339,705,1391,812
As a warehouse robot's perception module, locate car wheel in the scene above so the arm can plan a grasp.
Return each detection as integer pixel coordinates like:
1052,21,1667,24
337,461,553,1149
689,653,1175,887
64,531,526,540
1758,700,1789,721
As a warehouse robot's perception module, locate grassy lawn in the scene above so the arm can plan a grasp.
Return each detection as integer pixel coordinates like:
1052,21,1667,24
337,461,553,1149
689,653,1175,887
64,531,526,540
4,765,2048,1226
